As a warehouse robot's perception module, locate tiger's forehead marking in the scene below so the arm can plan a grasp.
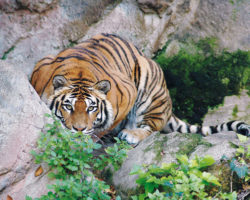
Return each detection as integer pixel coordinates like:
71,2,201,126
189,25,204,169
69,83,93,100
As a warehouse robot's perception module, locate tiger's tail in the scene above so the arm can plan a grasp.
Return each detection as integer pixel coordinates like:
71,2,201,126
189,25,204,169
163,115,250,137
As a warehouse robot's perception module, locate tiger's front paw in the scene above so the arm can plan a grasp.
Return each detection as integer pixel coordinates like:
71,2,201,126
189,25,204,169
117,128,152,145
238,124,250,137
118,129,140,145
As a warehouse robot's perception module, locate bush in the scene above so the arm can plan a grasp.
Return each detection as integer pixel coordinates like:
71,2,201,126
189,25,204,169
130,134,250,200
154,38,250,124
130,155,237,200
27,114,131,200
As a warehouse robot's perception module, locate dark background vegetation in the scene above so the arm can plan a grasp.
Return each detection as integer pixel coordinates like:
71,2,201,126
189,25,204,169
154,38,250,124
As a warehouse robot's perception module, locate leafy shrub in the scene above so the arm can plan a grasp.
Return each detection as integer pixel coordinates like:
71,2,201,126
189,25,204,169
130,155,237,200
221,134,250,192
230,135,249,180
154,38,250,124
27,114,130,200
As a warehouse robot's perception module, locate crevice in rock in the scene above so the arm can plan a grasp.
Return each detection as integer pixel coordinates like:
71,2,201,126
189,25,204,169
1,46,15,60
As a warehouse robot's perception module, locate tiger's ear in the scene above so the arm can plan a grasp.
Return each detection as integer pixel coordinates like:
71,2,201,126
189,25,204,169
94,80,111,94
53,75,67,90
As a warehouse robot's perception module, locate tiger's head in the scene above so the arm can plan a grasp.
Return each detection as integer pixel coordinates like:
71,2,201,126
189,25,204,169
48,75,113,135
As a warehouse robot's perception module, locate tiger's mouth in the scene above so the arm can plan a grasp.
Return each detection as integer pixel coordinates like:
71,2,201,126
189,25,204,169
81,129,94,135
69,124,95,135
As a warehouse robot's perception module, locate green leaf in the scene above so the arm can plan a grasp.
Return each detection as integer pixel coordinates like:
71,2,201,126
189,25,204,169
45,113,51,118
237,134,248,143
130,165,142,175
202,172,221,186
47,172,56,179
230,158,237,170
234,165,248,178
229,142,239,149
115,196,122,200
236,146,245,154
138,193,147,200
163,181,174,188
198,155,215,168
221,154,229,161
131,196,138,200
66,165,78,171
220,191,237,200
176,154,189,165
25,196,33,200
50,151,56,157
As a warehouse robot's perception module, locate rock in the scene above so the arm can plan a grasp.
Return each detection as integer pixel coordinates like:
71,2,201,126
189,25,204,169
111,131,249,198
1,0,249,78
136,0,170,16
0,0,57,13
80,0,250,58
203,90,250,125
164,39,181,57
0,61,52,200
176,0,191,13
174,0,250,52
0,0,114,77
0,0,19,12
17,0,58,13
79,0,194,58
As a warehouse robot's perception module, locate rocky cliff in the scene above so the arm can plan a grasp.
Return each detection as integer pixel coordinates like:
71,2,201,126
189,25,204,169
0,0,249,199
1,0,249,77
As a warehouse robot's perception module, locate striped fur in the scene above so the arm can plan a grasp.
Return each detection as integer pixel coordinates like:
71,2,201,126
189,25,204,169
31,33,250,144
163,115,250,137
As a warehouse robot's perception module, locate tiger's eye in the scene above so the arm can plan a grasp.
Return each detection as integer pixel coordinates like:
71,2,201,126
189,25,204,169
88,106,94,111
65,104,72,110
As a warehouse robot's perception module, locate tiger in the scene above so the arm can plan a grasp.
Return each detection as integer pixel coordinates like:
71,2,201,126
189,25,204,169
31,33,250,144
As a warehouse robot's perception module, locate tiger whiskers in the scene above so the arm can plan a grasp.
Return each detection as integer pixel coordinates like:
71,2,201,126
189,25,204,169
91,133,105,145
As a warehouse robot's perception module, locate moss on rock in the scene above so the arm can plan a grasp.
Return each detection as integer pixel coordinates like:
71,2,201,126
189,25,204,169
144,132,168,163
175,133,212,156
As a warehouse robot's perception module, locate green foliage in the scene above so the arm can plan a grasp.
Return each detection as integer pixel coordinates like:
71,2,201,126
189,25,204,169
130,155,237,200
101,137,131,171
65,40,78,48
28,114,130,200
154,38,250,124
224,134,250,183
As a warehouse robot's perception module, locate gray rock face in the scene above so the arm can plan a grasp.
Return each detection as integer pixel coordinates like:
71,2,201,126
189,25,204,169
112,131,249,198
136,0,171,16
1,0,249,77
80,0,250,58
0,61,51,200
203,90,250,126
0,0,58,12
0,0,114,77
175,0,250,51
79,0,192,58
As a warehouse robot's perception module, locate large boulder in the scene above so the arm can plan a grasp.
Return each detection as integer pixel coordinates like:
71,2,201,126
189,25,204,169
0,61,51,200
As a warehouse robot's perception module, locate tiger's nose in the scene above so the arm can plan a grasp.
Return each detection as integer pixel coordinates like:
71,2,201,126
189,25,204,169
73,126,86,132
